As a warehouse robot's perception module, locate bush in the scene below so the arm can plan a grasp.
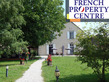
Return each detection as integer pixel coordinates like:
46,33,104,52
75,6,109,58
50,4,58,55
30,50,37,58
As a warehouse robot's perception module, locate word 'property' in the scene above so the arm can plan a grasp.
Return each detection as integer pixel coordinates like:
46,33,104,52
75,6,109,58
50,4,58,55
74,0,104,5
69,7,109,12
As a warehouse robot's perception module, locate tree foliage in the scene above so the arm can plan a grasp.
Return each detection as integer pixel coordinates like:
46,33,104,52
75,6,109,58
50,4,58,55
76,26,109,82
22,0,65,47
0,0,65,57
0,0,28,57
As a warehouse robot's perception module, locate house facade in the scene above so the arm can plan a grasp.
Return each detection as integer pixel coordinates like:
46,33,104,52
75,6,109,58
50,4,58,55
38,22,82,56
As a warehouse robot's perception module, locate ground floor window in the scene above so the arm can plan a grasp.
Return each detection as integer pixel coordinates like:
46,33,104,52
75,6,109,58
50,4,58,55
68,43,74,55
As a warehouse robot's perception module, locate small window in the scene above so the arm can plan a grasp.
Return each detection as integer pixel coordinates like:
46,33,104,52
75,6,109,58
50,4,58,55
70,43,74,47
69,31,74,39
49,44,53,47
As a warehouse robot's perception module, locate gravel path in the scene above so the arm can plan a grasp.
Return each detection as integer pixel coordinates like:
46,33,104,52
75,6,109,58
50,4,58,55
16,56,47,82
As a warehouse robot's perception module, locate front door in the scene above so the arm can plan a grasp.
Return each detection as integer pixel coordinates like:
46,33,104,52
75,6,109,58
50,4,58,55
70,44,74,55
49,44,53,54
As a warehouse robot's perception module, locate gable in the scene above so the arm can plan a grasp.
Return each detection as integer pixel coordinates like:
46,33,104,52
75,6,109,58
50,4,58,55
64,22,82,31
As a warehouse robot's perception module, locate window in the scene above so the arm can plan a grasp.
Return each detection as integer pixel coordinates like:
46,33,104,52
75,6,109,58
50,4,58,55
70,43,74,55
69,31,74,39
49,44,53,54
68,43,76,55
70,43,74,47
67,31,76,39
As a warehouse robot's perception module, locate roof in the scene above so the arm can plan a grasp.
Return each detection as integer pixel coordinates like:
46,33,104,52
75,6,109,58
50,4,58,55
64,22,83,31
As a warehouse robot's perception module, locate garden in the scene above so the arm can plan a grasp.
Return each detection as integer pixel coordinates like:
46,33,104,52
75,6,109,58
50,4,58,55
0,57,40,82
42,57,109,82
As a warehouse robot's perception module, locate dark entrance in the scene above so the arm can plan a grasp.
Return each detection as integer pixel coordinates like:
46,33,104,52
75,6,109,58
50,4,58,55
70,43,74,55
49,44,53,54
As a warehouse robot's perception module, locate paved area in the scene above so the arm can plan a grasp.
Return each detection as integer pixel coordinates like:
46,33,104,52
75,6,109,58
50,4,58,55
16,56,47,82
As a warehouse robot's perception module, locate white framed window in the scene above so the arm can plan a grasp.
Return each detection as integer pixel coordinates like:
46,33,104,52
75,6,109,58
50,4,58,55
70,31,74,39
67,31,76,39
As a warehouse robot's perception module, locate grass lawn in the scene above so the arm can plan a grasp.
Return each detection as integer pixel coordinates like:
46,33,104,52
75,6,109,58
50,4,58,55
42,57,109,82
0,57,40,82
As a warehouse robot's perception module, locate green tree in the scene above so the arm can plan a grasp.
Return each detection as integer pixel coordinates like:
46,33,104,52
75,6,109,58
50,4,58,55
76,26,109,82
0,0,28,58
22,0,65,51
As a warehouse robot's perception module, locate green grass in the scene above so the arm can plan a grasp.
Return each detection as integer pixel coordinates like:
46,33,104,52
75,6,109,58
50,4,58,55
0,57,40,82
42,57,109,82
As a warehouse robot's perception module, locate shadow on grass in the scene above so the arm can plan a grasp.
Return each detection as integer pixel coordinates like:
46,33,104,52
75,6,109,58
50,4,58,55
50,74,98,82
50,73,109,82
0,57,41,67
0,57,41,62
0,64,19,67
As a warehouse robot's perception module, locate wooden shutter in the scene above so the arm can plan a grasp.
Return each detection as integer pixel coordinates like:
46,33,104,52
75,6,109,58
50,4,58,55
68,44,70,54
74,31,76,38
67,31,70,39
53,44,56,54
74,45,76,52
46,45,49,54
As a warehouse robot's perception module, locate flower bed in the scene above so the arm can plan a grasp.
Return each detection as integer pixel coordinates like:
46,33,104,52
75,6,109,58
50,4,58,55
47,54,52,66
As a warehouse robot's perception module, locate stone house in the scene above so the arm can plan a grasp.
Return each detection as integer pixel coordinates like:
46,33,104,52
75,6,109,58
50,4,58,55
38,22,82,56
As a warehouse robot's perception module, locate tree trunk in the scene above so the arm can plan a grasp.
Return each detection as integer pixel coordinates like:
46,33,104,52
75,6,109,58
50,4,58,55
101,59,106,82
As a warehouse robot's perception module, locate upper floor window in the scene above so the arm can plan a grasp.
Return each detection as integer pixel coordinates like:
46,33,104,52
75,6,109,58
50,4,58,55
69,31,74,39
67,31,76,39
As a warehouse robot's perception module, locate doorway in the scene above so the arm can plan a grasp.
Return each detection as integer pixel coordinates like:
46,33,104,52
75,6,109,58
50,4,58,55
49,44,53,54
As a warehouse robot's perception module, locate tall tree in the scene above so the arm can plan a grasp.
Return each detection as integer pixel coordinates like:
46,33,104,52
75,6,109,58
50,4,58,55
0,0,28,58
76,26,109,82
22,0,65,49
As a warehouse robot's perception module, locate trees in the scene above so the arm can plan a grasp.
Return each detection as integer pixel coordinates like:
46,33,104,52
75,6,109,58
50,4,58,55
22,0,65,49
76,26,109,82
0,0,65,57
0,0,28,58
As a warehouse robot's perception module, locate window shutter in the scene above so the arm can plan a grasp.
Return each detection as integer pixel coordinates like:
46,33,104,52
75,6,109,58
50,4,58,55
53,44,56,54
74,31,76,38
74,45,76,52
67,31,69,39
68,44,70,54
46,45,49,54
